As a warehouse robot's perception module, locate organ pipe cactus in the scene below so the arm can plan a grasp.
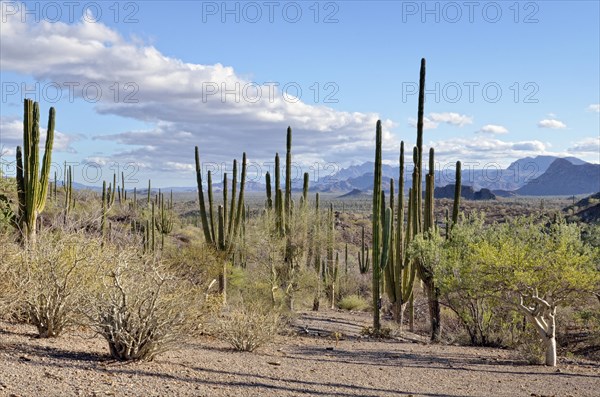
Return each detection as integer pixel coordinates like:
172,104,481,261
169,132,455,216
265,171,272,209
155,190,174,249
358,225,370,274
384,141,417,325
15,99,55,244
452,161,462,228
195,147,247,254
371,120,383,331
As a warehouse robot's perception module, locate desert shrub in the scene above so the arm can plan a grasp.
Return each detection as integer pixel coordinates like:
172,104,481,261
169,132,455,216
213,303,281,352
14,231,103,337
0,233,23,318
87,250,203,361
339,294,369,311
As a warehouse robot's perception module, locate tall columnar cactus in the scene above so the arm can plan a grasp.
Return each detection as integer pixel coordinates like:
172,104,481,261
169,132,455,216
63,165,74,224
358,225,370,274
15,99,55,243
302,172,309,207
195,147,247,254
371,120,384,331
265,171,272,209
100,179,116,239
384,141,417,325
424,148,435,232
284,126,292,225
147,179,151,205
452,160,462,228
155,190,174,249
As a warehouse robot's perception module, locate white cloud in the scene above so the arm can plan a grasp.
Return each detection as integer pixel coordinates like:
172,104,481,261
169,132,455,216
538,119,567,129
428,136,562,167
0,14,396,172
476,124,508,135
408,116,438,130
587,104,600,113
568,137,600,155
408,112,472,130
428,112,473,127
0,117,78,153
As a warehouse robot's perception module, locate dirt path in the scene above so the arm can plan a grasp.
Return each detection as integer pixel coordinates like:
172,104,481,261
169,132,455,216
1,311,598,397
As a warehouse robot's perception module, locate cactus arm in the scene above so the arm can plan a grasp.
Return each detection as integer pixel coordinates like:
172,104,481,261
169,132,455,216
227,159,237,240
207,170,216,243
265,171,272,209
36,106,54,212
452,160,462,227
229,152,246,252
195,146,213,245
372,120,383,330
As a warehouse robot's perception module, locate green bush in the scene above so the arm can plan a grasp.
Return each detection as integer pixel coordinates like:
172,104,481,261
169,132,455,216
339,294,369,311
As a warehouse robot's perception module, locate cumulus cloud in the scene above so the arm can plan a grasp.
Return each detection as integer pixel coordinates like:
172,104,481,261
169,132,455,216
408,112,472,130
568,137,600,155
476,124,508,135
538,119,567,129
0,117,79,153
0,13,396,173
428,136,559,166
428,112,473,127
587,104,600,113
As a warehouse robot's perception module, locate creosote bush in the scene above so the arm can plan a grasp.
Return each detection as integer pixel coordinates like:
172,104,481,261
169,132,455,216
214,303,281,352
87,250,204,361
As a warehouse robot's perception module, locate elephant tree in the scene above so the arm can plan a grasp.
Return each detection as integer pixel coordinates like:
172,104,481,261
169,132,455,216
472,218,599,366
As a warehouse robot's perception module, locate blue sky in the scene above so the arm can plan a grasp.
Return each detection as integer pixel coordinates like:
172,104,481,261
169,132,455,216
1,0,599,187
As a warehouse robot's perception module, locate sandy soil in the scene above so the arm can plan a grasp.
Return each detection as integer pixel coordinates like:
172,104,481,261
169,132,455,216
1,310,599,397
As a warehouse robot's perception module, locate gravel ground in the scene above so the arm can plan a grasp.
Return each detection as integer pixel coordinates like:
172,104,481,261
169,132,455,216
1,311,599,397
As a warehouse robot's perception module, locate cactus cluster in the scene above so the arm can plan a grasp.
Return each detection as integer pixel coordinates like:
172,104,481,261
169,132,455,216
195,147,246,253
370,59,461,337
155,190,174,248
15,99,55,244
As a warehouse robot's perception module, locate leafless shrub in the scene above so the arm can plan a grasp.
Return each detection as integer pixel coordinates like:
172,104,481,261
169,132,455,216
214,303,281,352
15,232,102,337
87,250,203,361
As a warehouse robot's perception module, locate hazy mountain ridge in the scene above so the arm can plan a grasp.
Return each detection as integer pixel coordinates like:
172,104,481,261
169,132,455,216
59,155,596,197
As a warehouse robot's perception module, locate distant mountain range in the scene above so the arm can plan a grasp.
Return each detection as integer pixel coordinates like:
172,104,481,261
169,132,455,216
63,155,599,198
313,155,598,197
516,159,600,196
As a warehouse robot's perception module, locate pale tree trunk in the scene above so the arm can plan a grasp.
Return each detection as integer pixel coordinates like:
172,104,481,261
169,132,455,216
518,292,557,366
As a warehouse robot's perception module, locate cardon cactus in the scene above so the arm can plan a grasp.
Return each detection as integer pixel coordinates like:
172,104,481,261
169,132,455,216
15,99,55,244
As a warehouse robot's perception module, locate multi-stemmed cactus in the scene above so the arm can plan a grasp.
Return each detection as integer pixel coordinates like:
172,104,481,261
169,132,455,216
452,161,462,228
63,165,74,224
357,225,370,274
383,141,417,326
370,59,457,340
195,147,247,301
101,175,117,240
195,147,246,253
155,190,174,249
15,99,55,244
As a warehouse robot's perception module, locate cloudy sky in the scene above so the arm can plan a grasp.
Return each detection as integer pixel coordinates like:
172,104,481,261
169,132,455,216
1,1,599,187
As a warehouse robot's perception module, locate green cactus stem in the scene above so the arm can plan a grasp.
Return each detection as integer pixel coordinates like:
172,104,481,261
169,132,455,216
15,99,55,244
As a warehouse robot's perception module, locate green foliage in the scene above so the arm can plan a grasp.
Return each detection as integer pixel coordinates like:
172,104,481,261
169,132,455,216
339,294,370,311
473,218,598,301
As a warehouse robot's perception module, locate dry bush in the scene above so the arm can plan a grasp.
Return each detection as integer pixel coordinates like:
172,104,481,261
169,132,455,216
213,303,281,352
0,233,23,319
338,294,369,311
87,248,204,361
14,231,103,337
